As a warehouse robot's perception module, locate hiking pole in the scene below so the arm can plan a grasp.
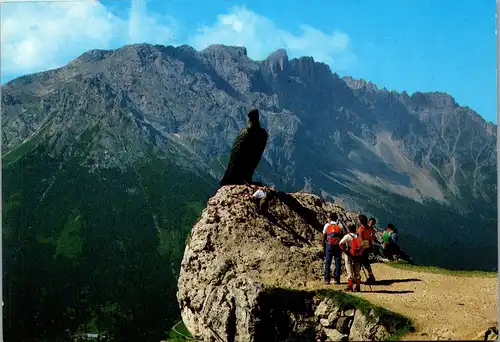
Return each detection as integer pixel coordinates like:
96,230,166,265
361,266,373,291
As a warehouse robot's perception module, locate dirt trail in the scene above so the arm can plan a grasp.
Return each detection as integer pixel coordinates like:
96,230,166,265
313,263,498,340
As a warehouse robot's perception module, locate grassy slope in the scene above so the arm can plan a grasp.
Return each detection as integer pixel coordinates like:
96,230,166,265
387,260,498,278
2,137,217,341
165,321,194,341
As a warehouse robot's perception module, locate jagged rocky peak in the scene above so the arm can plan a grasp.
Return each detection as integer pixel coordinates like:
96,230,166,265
177,185,411,341
72,49,112,63
202,44,249,57
266,48,289,61
423,91,457,107
342,76,364,89
263,48,289,72
291,55,317,68
410,90,457,109
288,56,333,81
200,44,258,93
342,76,379,91
175,44,199,55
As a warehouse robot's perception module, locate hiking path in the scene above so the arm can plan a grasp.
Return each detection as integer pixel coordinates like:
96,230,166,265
311,263,498,340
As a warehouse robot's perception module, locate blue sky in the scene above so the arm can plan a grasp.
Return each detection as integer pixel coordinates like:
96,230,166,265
1,0,497,123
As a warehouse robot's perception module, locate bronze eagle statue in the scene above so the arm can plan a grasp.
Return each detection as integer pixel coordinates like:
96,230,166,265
220,108,268,186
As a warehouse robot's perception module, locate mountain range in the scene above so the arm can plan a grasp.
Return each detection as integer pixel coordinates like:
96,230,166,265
2,43,497,341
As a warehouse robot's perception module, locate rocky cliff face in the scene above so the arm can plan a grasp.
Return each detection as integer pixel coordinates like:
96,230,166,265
177,185,411,341
2,43,496,271
2,43,496,208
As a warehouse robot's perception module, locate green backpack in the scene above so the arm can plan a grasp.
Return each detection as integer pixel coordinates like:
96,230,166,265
382,230,393,245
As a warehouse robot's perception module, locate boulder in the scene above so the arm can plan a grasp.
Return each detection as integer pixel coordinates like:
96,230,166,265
324,328,348,341
177,185,411,341
349,310,390,341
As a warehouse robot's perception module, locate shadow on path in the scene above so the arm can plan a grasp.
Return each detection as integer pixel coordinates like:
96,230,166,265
360,290,415,294
373,278,422,286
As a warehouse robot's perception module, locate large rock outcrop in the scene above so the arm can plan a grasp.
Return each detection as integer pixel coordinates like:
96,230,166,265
177,185,411,341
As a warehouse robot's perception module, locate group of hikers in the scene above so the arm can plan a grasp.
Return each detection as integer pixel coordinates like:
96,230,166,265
245,185,402,293
322,213,400,292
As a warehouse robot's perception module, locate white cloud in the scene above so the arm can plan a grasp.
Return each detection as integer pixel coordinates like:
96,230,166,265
1,0,177,78
189,6,357,70
0,2,357,80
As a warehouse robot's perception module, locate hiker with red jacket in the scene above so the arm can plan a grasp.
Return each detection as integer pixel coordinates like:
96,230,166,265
357,214,376,284
368,217,377,231
340,224,364,292
322,213,345,285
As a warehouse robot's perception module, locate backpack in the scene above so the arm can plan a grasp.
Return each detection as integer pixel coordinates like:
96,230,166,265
358,225,373,249
382,230,393,248
349,233,363,257
326,223,342,246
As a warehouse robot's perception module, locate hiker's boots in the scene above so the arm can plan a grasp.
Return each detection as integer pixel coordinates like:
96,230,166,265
355,279,361,292
345,279,353,292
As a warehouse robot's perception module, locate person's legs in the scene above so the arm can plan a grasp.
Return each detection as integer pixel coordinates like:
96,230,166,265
353,260,362,292
250,197,259,210
382,246,390,259
343,253,353,280
343,253,354,291
324,248,333,284
259,197,269,213
392,245,402,260
385,245,395,260
362,248,376,282
333,246,342,284
354,262,362,281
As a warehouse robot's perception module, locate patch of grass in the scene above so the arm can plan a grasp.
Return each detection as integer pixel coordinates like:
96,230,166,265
54,209,84,260
315,289,363,312
165,321,194,341
316,289,411,332
388,260,498,278
185,231,192,246
384,321,412,341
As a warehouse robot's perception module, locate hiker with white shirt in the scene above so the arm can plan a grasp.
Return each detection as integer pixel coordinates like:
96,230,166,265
322,213,346,285
339,224,364,292
247,187,268,213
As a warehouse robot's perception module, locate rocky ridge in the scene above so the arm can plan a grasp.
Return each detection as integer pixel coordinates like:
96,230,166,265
2,44,496,209
177,185,411,341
